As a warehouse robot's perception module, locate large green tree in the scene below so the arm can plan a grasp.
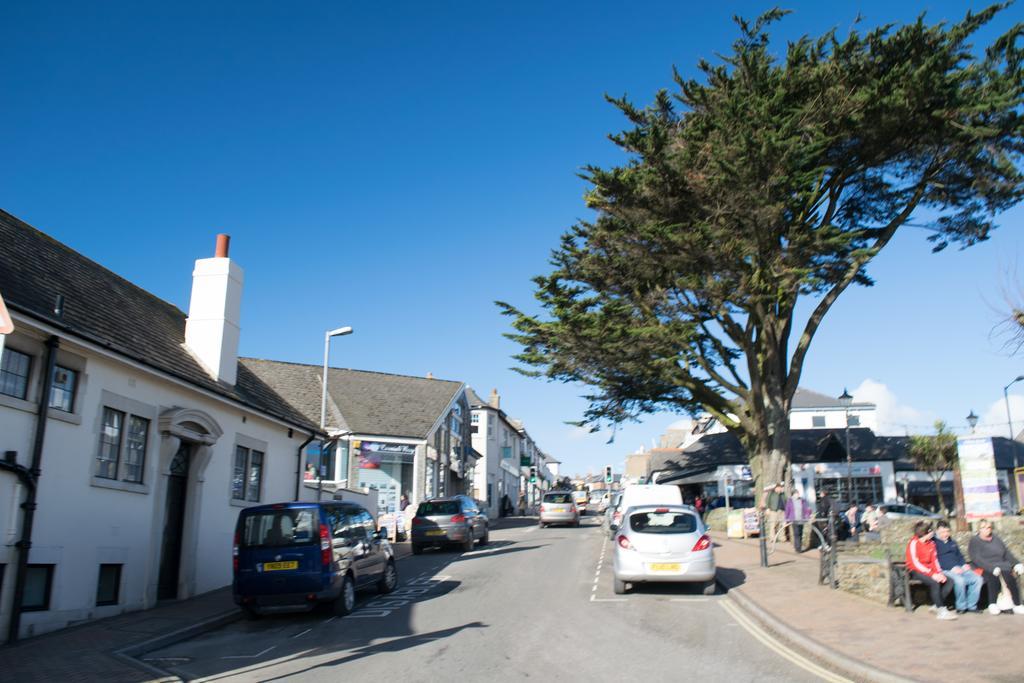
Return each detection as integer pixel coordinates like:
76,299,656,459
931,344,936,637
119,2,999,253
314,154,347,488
499,7,1023,490
908,421,958,516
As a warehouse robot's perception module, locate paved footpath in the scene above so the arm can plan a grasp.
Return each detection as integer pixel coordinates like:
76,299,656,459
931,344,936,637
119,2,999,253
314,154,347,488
0,541,418,682
712,532,1024,683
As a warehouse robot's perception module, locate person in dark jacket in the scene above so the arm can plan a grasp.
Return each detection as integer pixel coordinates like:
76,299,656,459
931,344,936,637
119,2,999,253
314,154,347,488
934,521,982,613
968,519,1024,615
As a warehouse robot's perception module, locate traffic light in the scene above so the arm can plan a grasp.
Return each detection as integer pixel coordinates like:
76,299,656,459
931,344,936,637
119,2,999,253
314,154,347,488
529,466,537,483
604,465,613,483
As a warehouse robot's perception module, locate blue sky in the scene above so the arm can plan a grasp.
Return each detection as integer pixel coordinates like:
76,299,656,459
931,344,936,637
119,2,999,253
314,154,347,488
2,1,1023,476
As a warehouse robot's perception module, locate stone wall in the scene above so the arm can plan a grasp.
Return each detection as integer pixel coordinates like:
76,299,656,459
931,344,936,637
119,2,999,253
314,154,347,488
835,556,890,605
835,515,1024,605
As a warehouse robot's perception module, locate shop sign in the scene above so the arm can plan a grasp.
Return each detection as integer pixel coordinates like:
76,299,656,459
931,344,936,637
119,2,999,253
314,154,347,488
957,437,1002,519
355,440,416,469
812,462,882,478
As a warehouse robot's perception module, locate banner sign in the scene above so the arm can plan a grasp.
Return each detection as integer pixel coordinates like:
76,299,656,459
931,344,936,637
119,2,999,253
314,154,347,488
957,436,1002,519
356,440,416,469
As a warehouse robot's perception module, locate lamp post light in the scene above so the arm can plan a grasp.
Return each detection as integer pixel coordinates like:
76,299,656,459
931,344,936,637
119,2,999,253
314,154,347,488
1004,376,1024,441
966,410,979,433
838,388,854,505
950,410,977,531
319,326,353,501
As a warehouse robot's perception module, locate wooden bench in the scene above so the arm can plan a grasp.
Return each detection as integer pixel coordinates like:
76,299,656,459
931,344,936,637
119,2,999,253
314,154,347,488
888,560,925,612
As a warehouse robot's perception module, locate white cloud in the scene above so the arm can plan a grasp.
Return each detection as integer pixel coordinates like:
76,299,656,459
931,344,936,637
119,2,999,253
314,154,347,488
566,425,595,441
974,394,1024,439
850,379,934,436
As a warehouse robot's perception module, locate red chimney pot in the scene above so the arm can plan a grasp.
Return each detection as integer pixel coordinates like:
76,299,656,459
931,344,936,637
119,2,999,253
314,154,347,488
215,234,231,258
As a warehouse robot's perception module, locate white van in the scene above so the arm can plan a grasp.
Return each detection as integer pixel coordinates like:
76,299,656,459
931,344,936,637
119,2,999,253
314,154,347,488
608,485,683,537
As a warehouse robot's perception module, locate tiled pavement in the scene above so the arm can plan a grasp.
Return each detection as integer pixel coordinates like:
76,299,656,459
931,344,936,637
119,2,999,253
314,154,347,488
712,532,1024,683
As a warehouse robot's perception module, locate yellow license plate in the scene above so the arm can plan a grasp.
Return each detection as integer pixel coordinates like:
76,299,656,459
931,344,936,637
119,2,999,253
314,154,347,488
649,563,681,572
263,561,298,571
558,507,568,512
426,530,446,536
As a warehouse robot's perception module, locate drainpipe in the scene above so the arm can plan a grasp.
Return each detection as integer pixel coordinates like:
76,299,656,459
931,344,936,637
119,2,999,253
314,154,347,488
6,333,59,644
294,432,316,500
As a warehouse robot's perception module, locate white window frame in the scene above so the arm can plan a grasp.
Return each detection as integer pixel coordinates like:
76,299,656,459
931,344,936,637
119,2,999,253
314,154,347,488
90,390,156,494
231,435,268,505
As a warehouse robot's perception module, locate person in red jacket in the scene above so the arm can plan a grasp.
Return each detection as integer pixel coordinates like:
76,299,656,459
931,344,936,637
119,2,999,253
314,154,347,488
906,520,957,620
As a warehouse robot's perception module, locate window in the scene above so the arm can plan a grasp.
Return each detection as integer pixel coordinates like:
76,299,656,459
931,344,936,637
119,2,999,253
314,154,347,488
123,416,149,483
233,445,264,502
96,408,124,479
0,348,31,399
23,565,54,612
95,564,122,606
471,414,479,424
241,509,316,547
95,408,149,482
629,511,698,534
811,415,826,428
49,365,78,412
848,415,861,426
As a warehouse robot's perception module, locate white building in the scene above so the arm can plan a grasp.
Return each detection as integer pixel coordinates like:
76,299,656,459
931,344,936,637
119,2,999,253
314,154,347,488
469,388,553,518
0,211,324,641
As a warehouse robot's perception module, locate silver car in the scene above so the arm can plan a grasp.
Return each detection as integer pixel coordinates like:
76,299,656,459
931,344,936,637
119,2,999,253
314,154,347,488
539,492,580,528
410,496,489,553
612,504,716,595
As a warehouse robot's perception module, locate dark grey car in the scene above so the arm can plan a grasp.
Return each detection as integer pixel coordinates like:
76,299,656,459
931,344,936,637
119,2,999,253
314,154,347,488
410,495,489,554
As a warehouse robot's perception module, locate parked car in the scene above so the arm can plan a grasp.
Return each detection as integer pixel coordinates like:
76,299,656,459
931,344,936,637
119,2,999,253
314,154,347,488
875,502,944,520
612,504,716,595
233,500,397,618
539,491,581,528
572,490,590,515
597,492,612,514
410,495,489,554
608,484,684,538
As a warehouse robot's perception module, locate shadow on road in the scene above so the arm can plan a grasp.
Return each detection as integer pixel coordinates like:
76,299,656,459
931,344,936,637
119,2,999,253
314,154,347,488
715,566,748,591
256,621,489,682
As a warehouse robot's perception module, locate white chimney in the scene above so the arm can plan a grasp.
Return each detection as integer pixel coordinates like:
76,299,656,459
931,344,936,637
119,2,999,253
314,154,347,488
185,234,243,385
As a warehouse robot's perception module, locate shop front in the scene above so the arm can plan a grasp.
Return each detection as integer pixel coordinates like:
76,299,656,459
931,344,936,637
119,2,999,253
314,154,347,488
795,460,896,505
353,440,417,516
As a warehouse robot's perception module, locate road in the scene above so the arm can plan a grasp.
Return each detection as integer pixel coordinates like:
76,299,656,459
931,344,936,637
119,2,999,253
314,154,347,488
143,514,839,682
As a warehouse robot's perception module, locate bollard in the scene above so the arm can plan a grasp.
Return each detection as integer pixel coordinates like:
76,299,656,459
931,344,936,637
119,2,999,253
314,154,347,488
758,512,769,567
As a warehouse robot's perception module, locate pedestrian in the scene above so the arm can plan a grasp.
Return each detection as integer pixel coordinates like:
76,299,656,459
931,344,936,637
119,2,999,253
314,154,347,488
934,520,983,614
399,493,410,512
501,493,511,518
905,520,957,620
694,495,705,519
784,489,812,553
840,502,861,542
814,487,837,547
968,518,1024,615
761,482,787,542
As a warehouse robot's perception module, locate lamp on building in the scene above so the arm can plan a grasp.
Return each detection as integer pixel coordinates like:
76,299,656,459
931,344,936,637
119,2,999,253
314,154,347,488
966,410,979,433
838,388,854,505
319,325,353,501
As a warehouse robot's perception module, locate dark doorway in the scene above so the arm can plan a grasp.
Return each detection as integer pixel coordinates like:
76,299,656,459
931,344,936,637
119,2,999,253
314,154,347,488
157,442,191,600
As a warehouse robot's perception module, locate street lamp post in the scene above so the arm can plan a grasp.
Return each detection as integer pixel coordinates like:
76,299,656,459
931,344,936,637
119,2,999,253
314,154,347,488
1003,376,1024,441
319,326,353,501
838,388,853,505
952,410,978,532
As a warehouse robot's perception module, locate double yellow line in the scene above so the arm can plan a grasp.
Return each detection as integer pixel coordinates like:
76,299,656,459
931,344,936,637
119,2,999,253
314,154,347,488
718,599,852,683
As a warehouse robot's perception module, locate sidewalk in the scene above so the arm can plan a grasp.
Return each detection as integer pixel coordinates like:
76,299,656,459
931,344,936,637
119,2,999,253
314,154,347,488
712,532,1024,683
1,543,417,682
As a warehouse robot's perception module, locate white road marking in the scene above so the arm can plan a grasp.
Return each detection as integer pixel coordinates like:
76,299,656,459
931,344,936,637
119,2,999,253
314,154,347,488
719,600,852,683
324,616,336,624
290,628,312,639
525,526,538,533
670,598,709,602
221,646,276,660
590,596,627,602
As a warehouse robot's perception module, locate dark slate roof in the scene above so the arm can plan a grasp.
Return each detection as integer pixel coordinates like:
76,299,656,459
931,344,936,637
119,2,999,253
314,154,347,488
0,209,320,432
466,386,486,407
791,388,872,410
242,358,463,440
652,428,890,475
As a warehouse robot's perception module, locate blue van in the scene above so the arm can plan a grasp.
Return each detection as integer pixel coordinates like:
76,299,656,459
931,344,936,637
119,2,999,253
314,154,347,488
233,501,397,617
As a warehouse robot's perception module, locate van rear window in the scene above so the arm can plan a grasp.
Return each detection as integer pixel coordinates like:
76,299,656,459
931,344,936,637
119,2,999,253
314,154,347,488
417,501,460,516
241,509,317,547
629,511,697,534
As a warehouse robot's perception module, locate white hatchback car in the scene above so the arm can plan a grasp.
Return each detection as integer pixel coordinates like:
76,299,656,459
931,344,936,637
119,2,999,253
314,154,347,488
612,504,716,595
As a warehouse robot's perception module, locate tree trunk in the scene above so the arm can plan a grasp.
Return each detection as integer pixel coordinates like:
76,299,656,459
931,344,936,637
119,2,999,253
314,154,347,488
931,473,949,517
